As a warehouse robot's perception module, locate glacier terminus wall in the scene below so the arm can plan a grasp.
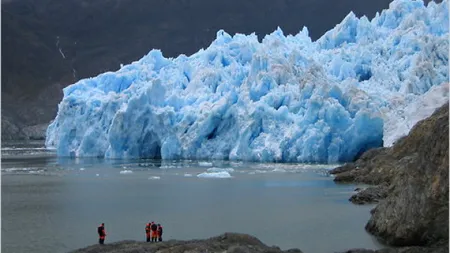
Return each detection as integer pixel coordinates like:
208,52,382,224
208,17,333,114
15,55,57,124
46,0,449,163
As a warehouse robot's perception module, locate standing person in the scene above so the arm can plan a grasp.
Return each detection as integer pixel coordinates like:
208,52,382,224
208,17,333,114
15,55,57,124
157,224,163,242
151,222,158,242
97,223,106,245
145,223,151,242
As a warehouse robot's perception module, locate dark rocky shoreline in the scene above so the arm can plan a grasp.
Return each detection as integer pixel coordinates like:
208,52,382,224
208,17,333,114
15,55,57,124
71,104,449,253
332,103,449,251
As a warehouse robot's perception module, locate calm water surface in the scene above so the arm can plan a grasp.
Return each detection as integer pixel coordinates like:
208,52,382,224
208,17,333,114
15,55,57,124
1,141,384,253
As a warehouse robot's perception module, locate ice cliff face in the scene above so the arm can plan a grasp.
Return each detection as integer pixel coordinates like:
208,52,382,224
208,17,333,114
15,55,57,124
46,0,449,163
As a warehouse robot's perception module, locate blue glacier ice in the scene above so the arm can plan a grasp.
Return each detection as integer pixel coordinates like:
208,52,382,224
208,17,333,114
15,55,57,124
46,0,449,163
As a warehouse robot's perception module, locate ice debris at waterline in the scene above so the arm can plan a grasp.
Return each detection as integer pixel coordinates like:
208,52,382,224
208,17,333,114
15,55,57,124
119,170,133,174
197,171,233,179
46,0,449,163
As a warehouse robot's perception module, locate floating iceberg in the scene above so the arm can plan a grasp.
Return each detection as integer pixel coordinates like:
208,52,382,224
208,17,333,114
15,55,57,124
197,171,232,178
119,170,133,174
206,167,235,173
46,0,449,163
198,161,213,167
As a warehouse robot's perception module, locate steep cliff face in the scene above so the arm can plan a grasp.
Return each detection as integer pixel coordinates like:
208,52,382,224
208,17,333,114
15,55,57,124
365,104,449,246
332,104,449,247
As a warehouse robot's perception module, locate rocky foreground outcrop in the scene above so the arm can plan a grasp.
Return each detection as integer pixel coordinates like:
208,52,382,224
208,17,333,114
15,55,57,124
339,246,448,253
70,233,303,253
331,103,449,249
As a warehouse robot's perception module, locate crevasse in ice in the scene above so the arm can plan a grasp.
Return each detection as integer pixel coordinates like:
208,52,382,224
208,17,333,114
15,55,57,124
46,0,449,163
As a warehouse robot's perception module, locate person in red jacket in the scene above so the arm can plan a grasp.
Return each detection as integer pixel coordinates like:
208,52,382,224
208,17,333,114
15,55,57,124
151,222,158,242
157,224,163,242
145,223,151,242
97,223,106,244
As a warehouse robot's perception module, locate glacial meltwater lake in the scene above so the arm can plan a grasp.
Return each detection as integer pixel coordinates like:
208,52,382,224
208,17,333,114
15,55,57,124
1,141,384,253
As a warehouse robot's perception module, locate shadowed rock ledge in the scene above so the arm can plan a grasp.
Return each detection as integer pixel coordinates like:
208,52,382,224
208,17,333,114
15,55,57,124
349,185,388,205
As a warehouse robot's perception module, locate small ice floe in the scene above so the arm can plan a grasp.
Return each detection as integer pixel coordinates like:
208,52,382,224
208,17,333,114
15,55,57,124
148,176,161,180
316,170,331,177
119,170,133,174
197,171,232,178
230,161,244,167
79,168,85,171
1,147,49,151
184,174,193,177
198,161,213,167
249,170,267,174
160,165,177,169
206,167,234,173
96,174,100,177
3,167,33,172
271,168,287,173
28,170,45,174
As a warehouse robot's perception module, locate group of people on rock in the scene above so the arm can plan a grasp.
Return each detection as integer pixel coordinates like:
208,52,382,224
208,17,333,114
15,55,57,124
145,221,163,242
97,222,163,245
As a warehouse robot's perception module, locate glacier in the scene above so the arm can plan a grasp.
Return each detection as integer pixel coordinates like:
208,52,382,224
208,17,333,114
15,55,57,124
46,0,449,163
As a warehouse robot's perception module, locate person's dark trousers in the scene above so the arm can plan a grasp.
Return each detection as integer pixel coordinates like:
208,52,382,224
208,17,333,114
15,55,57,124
146,237,150,242
99,238,105,244
158,237,162,242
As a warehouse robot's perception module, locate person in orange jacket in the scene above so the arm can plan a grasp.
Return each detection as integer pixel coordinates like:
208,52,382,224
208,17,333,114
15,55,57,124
97,223,106,244
150,222,158,242
145,222,151,242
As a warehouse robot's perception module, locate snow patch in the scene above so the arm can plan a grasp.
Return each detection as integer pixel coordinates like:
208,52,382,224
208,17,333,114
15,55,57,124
384,82,449,146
